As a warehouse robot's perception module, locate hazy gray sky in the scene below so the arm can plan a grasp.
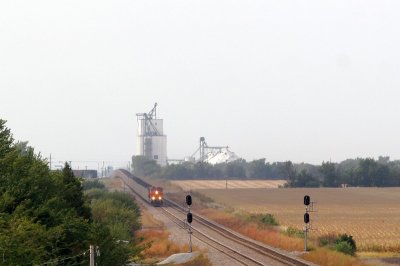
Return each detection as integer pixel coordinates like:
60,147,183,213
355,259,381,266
1,1,400,168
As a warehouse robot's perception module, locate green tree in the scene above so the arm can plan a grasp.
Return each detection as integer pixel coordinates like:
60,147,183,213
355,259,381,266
193,162,214,179
320,161,337,187
0,120,91,265
357,158,378,186
0,119,13,157
375,164,390,187
86,189,142,265
131,156,161,177
225,161,246,178
161,163,194,179
294,170,320,187
280,161,297,186
60,162,91,219
247,158,267,178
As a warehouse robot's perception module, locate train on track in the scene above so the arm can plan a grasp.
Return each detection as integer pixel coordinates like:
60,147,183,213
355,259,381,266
147,186,164,206
117,169,164,207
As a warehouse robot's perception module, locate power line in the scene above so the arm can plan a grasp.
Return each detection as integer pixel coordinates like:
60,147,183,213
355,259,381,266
40,249,89,265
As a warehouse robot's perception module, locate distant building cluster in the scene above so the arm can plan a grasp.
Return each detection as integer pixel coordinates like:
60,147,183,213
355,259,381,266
136,104,240,166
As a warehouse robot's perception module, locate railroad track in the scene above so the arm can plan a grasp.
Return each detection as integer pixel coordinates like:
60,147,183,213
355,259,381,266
159,205,267,266
115,169,312,266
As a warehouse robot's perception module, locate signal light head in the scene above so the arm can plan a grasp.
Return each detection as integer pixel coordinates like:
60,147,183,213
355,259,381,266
187,213,193,223
304,213,310,224
186,195,192,206
304,195,310,206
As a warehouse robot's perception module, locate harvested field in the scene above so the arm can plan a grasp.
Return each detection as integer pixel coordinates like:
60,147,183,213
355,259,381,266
199,187,400,252
170,179,286,190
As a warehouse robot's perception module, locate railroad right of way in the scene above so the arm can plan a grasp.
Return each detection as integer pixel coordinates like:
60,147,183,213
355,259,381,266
113,169,314,266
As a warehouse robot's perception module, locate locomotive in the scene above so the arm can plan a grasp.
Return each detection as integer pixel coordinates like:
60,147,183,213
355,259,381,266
117,169,164,207
148,186,164,206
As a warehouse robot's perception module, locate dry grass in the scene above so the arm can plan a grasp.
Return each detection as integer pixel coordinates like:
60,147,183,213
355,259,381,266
176,253,213,266
301,248,368,266
198,208,304,251
136,229,190,258
140,205,164,229
358,251,400,258
199,187,400,252
136,229,213,265
190,206,370,266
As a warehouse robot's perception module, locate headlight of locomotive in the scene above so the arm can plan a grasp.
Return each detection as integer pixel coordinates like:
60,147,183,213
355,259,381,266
158,196,162,200
151,196,156,200
155,191,159,195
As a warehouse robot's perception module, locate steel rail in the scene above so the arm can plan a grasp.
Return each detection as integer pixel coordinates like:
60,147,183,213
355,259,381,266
115,170,312,266
164,199,311,266
116,172,264,265
159,205,265,266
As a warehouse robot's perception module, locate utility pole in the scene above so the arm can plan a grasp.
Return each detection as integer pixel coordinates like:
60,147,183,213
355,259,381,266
89,245,95,266
49,153,52,170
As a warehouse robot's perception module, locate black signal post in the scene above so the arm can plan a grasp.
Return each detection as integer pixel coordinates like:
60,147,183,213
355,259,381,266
303,195,311,251
186,194,193,253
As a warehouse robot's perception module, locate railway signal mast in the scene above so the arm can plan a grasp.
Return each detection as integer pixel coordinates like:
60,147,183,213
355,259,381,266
186,194,193,253
303,195,316,251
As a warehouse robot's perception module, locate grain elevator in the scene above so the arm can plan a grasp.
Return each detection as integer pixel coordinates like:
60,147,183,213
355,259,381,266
136,103,167,166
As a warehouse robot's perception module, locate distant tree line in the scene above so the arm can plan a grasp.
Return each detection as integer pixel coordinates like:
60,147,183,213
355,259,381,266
132,155,400,187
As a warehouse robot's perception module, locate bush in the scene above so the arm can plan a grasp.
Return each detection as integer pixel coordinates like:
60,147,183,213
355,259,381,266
335,241,354,255
285,227,304,238
105,192,139,211
317,233,356,256
247,213,279,226
335,234,356,256
318,233,339,247
260,214,279,226
83,179,105,190
85,188,107,200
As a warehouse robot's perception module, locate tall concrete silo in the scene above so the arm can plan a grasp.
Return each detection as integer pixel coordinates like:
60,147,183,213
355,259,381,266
136,103,167,166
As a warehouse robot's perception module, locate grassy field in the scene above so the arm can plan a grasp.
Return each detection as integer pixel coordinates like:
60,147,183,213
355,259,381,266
198,187,400,252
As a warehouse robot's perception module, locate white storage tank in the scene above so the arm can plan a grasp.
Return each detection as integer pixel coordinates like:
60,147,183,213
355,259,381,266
136,104,167,166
